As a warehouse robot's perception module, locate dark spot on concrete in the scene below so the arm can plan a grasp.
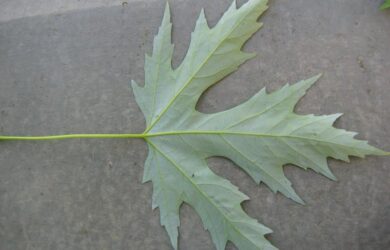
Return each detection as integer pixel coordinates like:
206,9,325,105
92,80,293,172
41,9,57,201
357,56,366,71
79,227,89,235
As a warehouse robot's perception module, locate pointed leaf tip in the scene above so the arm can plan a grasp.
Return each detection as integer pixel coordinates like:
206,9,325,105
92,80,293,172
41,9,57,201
291,193,305,205
199,8,206,21
163,1,171,20
131,80,140,88
295,73,323,92
229,0,237,11
195,8,209,29
309,73,323,84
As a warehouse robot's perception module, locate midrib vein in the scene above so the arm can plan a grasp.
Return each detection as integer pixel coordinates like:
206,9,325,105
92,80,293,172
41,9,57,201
146,130,360,149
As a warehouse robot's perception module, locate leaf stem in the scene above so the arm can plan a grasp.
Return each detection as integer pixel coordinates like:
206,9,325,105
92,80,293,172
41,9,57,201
0,133,145,140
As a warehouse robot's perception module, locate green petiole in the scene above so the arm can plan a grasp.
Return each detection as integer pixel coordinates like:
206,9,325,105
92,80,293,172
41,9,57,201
0,133,146,140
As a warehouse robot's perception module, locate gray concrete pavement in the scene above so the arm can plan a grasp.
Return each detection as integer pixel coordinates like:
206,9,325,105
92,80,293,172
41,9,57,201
0,0,134,22
0,0,389,249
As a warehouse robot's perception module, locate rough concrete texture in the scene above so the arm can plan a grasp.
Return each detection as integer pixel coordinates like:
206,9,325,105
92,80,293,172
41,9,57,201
0,0,389,249
0,0,129,22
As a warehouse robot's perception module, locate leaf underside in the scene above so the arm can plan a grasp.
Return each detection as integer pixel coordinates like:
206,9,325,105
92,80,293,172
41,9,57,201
131,0,386,249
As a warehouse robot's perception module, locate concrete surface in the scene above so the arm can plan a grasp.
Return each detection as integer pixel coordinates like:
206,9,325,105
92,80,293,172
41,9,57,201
0,0,389,249
0,0,130,22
